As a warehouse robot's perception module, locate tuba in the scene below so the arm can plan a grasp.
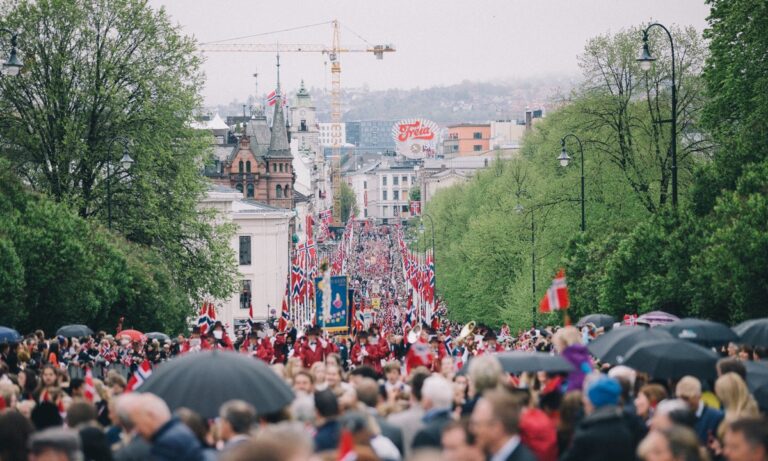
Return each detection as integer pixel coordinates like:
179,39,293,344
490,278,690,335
407,325,422,344
457,321,476,343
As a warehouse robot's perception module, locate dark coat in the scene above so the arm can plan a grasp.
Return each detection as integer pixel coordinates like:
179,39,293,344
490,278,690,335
559,405,646,461
694,405,724,445
113,436,151,461
376,415,404,456
150,418,204,461
314,419,341,453
506,443,539,461
412,408,453,451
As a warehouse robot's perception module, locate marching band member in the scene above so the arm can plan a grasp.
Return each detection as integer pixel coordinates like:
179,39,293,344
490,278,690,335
478,330,505,355
350,331,384,374
296,326,327,369
405,328,434,375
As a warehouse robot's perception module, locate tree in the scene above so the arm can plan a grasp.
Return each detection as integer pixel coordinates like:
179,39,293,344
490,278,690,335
0,0,236,305
339,181,358,223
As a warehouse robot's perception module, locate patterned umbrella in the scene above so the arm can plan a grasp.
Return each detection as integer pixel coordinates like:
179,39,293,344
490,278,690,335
117,329,146,342
658,318,739,346
636,311,679,326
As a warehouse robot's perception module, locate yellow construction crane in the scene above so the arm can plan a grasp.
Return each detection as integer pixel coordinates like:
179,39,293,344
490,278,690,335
198,20,395,226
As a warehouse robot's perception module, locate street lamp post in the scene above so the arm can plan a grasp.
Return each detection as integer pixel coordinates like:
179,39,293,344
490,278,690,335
105,137,135,229
637,22,678,207
515,203,536,327
0,30,23,76
558,134,586,232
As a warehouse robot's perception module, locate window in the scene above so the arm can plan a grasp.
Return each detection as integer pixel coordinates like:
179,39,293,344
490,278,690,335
239,236,251,265
392,207,398,217
393,190,399,200
473,132,482,139
279,163,284,173
240,280,252,310
363,181,367,190
382,176,387,186
245,161,251,173
272,163,277,172
402,176,408,185
284,184,290,197
246,183,254,198
300,120,307,132
364,209,368,217
411,176,416,184
238,160,244,173
235,183,243,193
474,145,482,151
382,190,388,201
383,206,389,216
393,176,399,186
276,184,283,198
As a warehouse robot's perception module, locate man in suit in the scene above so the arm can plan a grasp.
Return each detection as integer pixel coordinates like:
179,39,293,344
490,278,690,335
470,389,537,461
218,400,255,453
389,372,429,460
412,375,456,451
676,375,725,445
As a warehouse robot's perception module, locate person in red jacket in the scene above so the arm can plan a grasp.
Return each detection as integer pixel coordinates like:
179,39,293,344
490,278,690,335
240,334,260,356
349,331,384,375
206,321,234,351
477,331,505,355
255,330,274,363
273,332,288,364
296,326,327,369
405,329,434,375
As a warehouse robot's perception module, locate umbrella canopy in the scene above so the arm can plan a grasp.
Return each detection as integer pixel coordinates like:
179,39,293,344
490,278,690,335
117,329,145,342
621,339,719,381
146,332,170,342
658,318,740,346
56,324,94,338
0,326,21,344
733,318,768,346
744,360,768,392
754,383,768,412
636,311,679,326
588,327,672,365
496,351,574,374
139,350,293,418
576,314,616,329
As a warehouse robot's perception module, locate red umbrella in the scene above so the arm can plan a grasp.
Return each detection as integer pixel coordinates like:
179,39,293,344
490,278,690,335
117,329,145,342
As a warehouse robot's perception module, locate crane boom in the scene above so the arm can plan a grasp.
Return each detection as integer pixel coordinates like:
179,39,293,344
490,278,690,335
199,20,395,226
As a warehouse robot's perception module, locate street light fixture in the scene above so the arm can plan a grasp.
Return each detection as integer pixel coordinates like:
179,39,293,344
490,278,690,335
637,22,678,207
106,138,135,230
0,31,22,76
558,134,586,232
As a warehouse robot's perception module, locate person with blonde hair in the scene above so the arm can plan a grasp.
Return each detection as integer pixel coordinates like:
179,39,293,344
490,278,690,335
553,326,593,391
715,372,759,438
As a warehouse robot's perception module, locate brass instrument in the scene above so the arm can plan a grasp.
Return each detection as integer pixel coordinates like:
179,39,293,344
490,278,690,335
407,325,422,344
457,321,476,343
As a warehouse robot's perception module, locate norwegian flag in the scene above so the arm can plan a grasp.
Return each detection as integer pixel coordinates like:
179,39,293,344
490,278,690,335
444,336,454,357
126,360,153,392
539,269,570,312
267,90,278,106
248,303,255,332
196,302,211,334
319,209,333,224
83,368,96,402
426,252,435,303
278,283,290,332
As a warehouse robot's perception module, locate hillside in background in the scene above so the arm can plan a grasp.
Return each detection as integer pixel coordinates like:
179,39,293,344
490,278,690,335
212,76,577,124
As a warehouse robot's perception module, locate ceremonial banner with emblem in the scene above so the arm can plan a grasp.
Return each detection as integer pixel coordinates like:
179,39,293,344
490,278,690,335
315,276,349,332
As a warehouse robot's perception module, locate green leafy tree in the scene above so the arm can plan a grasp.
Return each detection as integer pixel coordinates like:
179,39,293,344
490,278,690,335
0,0,236,306
340,181,358,223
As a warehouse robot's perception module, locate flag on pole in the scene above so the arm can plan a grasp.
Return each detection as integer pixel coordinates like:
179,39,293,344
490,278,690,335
267,90,278,106
278,283,290,332
197,302,211,335
539,269,570,313
83,368,96,402
126,360,153,392
248,303,255,333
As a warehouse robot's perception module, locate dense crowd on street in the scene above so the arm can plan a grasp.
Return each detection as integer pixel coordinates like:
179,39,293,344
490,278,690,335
1,223,767,461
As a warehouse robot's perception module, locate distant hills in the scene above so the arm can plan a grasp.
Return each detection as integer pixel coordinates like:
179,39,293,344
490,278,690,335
212,76,577,124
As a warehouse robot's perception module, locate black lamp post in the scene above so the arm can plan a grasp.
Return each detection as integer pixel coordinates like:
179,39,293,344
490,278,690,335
0,30,22,76
558,134,586,232
105,137,135,229
637,22,678,207
515,202,536,327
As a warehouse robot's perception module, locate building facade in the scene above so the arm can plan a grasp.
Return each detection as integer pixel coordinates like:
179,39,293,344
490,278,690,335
443,123,491,156
344,159,418,223
345,120,397,149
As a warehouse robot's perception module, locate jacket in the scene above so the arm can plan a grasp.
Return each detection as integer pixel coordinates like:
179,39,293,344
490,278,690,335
559,405,645,461
694,404,724,445
150,418,204,461
412,408,452,451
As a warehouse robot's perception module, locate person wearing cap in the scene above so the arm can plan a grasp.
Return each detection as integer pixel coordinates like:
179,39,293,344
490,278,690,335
560,375,646,461
28,427,82,461
350,331,384,375
478,331,504,355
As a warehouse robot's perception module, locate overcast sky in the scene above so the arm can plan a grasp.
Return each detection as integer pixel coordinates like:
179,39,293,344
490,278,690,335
148,0,710,106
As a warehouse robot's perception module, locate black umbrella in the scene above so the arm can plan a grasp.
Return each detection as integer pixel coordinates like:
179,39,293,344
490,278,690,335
56,324,94,338
733,318,768,347
146,332,170,342
496,351,574,374
0,326,21,343
658,318,739,346
621,339,719,380
745,360,768,392
754,383,768,412
576,314,616,330
138,350,293,418
588,327,672,365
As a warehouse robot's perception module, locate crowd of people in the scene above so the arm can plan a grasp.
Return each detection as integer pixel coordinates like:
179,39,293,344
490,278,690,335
0,222,767,461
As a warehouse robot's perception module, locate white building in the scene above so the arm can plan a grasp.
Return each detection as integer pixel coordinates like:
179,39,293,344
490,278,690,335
319,122,346,147
419,151,518,203
200,185,294,333
490,120,527,149
344,159,418,223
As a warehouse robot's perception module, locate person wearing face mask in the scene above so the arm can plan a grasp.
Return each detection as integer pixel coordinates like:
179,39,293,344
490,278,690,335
181,328,204,354
255,325,275,363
